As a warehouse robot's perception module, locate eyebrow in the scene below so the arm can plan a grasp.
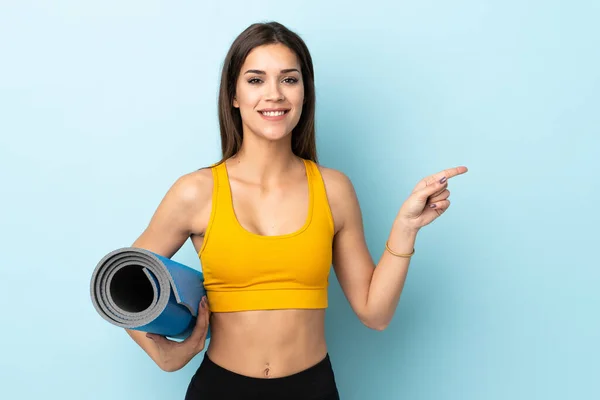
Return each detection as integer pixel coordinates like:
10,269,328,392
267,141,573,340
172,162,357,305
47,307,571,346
244,68,300,75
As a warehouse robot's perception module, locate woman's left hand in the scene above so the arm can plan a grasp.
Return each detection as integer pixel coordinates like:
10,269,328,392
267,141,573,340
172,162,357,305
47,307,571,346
396,166,468,231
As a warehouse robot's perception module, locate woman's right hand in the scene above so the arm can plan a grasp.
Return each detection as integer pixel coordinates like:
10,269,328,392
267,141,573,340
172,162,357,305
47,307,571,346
145,296,211,372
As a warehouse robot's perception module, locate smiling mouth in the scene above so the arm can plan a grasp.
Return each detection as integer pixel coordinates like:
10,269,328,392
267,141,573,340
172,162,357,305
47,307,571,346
259,110,289,117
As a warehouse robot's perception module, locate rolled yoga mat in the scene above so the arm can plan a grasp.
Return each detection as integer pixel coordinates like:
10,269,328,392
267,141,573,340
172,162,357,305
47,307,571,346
90,247,209,340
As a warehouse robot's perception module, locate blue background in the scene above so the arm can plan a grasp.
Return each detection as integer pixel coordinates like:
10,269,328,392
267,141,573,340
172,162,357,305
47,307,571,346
1,1,598,399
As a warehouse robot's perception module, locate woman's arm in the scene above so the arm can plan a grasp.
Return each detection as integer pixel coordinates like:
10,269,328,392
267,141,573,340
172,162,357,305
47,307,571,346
126,169,214,371
325,166,467,331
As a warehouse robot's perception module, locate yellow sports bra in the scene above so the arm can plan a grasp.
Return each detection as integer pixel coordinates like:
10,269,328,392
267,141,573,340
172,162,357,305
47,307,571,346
198,158,335,312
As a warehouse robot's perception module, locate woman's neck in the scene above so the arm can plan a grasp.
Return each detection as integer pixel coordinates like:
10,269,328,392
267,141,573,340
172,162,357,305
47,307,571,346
227,134,302,185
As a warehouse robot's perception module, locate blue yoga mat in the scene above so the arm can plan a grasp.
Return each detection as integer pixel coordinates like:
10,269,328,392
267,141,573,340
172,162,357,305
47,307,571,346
90,247,209,340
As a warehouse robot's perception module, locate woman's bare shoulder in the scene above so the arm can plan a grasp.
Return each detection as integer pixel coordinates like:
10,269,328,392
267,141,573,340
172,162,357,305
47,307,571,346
316,164,354,196
130,166,216,257
315,164,358,233
171,166,214,209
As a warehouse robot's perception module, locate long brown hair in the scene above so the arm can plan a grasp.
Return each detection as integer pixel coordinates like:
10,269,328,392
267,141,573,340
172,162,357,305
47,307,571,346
217,22,317,163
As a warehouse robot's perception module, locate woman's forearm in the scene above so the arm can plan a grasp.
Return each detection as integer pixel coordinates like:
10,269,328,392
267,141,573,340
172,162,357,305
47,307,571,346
365,223,419,330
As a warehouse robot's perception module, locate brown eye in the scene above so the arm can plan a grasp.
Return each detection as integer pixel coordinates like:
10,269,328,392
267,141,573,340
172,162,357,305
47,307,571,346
248,78,262,84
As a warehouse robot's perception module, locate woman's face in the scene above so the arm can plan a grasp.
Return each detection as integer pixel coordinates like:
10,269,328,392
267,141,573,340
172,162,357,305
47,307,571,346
233,43,304,142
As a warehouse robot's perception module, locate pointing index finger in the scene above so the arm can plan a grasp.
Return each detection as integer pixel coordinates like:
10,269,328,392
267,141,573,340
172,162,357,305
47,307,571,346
424,166,468,186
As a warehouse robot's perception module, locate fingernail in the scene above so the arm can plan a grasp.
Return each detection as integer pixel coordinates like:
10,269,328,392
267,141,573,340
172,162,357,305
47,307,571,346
439,176,447,184
430,203,437,208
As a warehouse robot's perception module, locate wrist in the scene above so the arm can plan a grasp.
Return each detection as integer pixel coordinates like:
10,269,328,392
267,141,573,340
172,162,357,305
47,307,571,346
392,218,420,237
180,339,204,358
388,220,418,253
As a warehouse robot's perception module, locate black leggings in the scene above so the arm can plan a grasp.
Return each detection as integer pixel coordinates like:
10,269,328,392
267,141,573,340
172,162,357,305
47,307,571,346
185,352,340,400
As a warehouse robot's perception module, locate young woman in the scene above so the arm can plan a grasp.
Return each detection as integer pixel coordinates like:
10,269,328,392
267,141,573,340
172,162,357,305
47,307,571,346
126,21,467,399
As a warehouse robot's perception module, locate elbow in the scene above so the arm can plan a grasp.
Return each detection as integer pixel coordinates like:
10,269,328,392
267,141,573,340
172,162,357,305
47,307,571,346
156,359,183,373
360,315,390,331
365,321,389,331
358,303,392,331
158,363,180,373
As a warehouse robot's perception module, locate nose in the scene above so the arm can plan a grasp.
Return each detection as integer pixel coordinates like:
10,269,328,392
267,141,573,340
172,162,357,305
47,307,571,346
265,80,284,102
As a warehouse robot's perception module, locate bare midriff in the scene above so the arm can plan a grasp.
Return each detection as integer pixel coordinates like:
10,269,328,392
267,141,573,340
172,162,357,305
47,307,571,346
205,308,327,379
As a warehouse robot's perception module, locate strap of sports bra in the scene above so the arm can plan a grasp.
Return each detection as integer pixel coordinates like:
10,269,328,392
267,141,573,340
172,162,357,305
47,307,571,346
210,162,236,223
209,158,331,229
304,159,328,205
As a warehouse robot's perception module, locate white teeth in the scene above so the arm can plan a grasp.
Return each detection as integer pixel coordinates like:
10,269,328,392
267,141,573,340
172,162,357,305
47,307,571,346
261,111,286,116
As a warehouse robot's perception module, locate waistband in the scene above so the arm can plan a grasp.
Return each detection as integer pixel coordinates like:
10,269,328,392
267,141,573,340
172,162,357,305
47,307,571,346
194,351,338,397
